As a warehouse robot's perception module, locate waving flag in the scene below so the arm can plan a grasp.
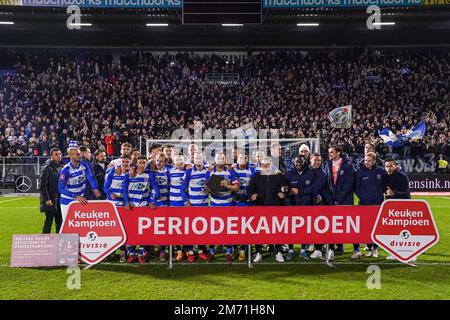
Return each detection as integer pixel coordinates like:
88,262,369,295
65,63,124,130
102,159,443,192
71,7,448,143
329,105,352,129
379,120,427,147
378,128,399,147
406,120,426,140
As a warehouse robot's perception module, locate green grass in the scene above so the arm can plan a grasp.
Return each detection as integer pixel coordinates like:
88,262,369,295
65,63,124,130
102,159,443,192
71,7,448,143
0,196,449,300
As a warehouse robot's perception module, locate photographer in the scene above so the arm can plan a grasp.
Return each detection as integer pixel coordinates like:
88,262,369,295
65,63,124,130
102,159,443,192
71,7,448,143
39,148,63,233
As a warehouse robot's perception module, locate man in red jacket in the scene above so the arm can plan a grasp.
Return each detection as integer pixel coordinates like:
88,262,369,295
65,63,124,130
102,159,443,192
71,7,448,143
105,131,116,156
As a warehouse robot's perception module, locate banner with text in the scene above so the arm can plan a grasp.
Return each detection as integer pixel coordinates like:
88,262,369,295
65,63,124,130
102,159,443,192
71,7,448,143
1,0,447,8
408,174,450,192
119,205,380,245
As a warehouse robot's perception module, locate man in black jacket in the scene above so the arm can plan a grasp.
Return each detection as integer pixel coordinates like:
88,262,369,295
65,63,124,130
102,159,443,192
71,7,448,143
248,158,289,263
39,148,63,233
384,159,411,199
92,149,108,200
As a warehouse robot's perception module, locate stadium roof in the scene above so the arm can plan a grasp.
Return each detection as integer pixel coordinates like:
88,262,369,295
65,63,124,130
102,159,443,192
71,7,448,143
0,5,449,48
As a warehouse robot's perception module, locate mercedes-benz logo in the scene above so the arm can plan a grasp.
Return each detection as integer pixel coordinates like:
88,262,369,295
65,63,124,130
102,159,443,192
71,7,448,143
15,176,32,193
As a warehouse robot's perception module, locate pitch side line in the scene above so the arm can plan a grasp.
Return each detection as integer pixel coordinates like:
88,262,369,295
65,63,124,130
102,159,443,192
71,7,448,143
0,198,25,204
3,262,450,267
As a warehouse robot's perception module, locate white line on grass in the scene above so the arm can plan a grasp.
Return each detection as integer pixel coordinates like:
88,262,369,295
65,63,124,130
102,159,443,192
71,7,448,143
3,261,450,267
0,198,24,204
0,207,36,209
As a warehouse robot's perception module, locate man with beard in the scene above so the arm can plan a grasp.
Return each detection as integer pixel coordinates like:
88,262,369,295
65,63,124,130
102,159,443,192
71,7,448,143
92,149,108,200
248,158,289,263
299,144,311,162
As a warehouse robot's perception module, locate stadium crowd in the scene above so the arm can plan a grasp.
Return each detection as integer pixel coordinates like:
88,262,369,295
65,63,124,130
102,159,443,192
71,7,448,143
1,48,449,164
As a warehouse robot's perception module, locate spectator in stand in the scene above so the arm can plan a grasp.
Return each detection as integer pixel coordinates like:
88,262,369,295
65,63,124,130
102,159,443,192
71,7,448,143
436,154,448,174
105,130,116,157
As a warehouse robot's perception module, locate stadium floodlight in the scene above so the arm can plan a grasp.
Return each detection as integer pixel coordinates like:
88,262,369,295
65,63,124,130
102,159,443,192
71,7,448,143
69,23,92,27
297,23,319,27
146,23,169,27
0,21,14,25
222,24,244,27
373,22,396,26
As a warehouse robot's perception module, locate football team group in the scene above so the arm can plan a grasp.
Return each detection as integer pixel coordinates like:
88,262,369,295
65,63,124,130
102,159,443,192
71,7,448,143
39,140,411,265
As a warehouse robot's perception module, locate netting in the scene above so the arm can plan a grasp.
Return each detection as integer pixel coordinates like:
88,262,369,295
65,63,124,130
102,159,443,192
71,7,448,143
146,138,320,169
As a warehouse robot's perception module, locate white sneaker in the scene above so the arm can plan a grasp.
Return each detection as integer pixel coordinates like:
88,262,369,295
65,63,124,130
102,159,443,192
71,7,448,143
310,250,323,259
253,252,262,263
372,249,379,258
365,250,373,257
326,249,335,261
351,251,362,260
308,244,314,252
275,252,285,263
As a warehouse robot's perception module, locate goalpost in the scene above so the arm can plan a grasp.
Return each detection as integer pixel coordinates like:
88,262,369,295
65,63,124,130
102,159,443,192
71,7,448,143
145,137,321,167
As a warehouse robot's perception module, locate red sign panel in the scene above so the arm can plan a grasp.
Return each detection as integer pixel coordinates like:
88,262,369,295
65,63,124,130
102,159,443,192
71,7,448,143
371,199,439,263
60,200,127,265
118,205,379,245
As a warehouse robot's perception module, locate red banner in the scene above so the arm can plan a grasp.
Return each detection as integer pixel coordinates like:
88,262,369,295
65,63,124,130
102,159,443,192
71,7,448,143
119,205,380,245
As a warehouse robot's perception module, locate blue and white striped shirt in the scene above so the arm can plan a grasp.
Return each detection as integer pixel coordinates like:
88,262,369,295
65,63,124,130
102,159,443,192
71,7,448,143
169,166,186,207
209,167,239,207
234,165,256,206
58,161,98,205
123,172,158,207
152,167,170,207
104,169,127,207
181,166,210,207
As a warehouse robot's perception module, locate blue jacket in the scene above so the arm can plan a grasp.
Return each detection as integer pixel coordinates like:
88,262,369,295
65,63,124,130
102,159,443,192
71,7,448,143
284,166,316,206
310,166,329,205
355,165,385,205
324,157,355,205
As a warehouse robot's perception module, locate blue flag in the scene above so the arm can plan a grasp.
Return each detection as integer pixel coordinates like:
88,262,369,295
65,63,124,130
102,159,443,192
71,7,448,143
406,120,426,140
378,128,398,147
379,120,426,147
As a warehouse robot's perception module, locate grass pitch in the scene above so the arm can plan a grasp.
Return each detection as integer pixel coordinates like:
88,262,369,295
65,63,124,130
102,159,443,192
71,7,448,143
0,196,449,300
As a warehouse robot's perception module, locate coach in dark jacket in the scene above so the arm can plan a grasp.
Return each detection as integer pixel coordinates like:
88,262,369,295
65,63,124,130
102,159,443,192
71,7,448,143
284,155,316,206
355,153,385,206
324,146,355,255
324,146,355,206
39,148,63,233
384,159,411,199
92,149,108,200
354,152,385,257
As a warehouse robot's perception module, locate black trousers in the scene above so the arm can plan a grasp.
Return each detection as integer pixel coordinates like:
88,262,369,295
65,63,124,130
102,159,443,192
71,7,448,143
42,208,63,234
